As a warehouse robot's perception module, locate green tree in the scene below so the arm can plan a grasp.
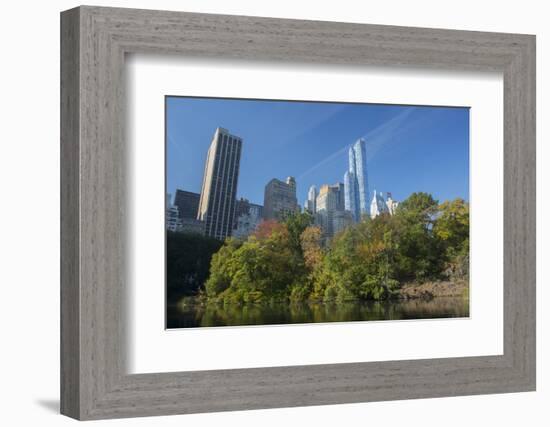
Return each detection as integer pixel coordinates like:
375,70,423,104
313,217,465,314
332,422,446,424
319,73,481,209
434,198,469,254
324,215,399,301
393,192,444,281
282,210,314,257
434,198,470,279
204,238,242,297
397,192,439,218
206,222,301,304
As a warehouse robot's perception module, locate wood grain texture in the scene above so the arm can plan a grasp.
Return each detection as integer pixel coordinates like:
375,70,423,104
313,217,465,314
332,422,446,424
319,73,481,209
60,6,536,420
60,7,80,419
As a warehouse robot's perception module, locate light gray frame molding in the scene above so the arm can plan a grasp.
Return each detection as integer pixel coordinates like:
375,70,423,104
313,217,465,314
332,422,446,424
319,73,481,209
61,5,536,420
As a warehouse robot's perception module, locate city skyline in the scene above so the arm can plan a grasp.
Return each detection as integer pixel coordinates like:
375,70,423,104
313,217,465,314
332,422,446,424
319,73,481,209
166,96,469,207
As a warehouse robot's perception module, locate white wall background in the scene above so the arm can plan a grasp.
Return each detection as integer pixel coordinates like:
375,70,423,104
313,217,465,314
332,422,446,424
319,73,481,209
0,0,546,425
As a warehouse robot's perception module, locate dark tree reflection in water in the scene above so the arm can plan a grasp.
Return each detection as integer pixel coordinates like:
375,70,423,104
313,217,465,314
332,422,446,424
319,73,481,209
166,297,469,329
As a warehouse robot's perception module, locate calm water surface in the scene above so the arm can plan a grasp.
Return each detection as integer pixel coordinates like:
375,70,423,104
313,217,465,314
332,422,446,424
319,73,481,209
167,297,469,329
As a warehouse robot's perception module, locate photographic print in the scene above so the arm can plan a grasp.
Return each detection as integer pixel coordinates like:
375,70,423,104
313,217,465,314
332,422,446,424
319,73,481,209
165,97,470,329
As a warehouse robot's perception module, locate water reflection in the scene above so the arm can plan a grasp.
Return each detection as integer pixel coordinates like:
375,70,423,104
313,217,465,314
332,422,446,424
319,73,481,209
167,297,469,329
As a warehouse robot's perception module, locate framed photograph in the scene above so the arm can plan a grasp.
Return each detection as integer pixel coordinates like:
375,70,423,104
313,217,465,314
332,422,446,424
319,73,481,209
61,6,535,420
164,97,471,329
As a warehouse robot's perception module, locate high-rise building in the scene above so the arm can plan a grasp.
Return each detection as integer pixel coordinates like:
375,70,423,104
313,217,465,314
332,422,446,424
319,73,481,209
234,198,263,226
165,193,182,232
370,189,389,219
233,198,264,238
234,198,250,220
344,170,357,220
174,189,201,220
263,176,298,220
344,138,369,222
305,185,317,214
197,127,243,240
316,183,350,239
332,210,354,236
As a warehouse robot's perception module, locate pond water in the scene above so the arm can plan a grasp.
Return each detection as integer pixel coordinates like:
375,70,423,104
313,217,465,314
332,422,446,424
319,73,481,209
166,297,469,329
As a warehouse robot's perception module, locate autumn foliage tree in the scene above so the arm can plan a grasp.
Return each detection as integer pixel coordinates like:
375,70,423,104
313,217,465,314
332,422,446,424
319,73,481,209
252,219,286,240
205,214,310,304
203,193,469,304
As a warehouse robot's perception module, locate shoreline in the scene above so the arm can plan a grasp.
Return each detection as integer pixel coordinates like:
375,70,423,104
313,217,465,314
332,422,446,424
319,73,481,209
397,280,468,300
170,280,469,307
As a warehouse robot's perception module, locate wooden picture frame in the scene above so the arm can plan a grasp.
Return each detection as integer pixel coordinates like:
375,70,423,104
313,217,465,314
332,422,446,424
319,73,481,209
60,5,536,420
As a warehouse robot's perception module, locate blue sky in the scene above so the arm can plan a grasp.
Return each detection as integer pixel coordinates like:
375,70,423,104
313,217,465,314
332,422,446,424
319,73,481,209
166,97,469,207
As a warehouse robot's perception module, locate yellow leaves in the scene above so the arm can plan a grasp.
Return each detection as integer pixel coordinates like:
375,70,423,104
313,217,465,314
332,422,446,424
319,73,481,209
435,229,451,241
357,240,386,260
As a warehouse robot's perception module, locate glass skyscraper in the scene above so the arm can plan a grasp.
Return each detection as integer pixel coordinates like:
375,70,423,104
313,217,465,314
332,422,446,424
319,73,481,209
344,138,369,222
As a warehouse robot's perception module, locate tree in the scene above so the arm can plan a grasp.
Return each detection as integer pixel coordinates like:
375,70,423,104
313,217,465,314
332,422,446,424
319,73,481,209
253,219,286,240
166,231,224,301
201,192,468,304
434,198,470,279
393,192,444,281
282,211,314,257
397,192,439,219
324,215,399,301
300,225,323,271
434,198,469,253
294,225,324,301
206,221,299,304
204,238,241,297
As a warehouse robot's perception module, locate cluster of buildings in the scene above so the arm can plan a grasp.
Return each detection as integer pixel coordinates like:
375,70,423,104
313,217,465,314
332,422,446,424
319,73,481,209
166,127,399,242
304,139,399,241
166,127,263,239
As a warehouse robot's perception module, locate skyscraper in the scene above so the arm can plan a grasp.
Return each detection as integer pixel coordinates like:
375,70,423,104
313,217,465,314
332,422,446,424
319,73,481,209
305,185,317,214
233,198,264,238
344,138,369,222
165,193,182,232
263,176,298,220
316,183,351,239
197,127,243,240
174,189,205,234
343,170,357,220
174,189,201,220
